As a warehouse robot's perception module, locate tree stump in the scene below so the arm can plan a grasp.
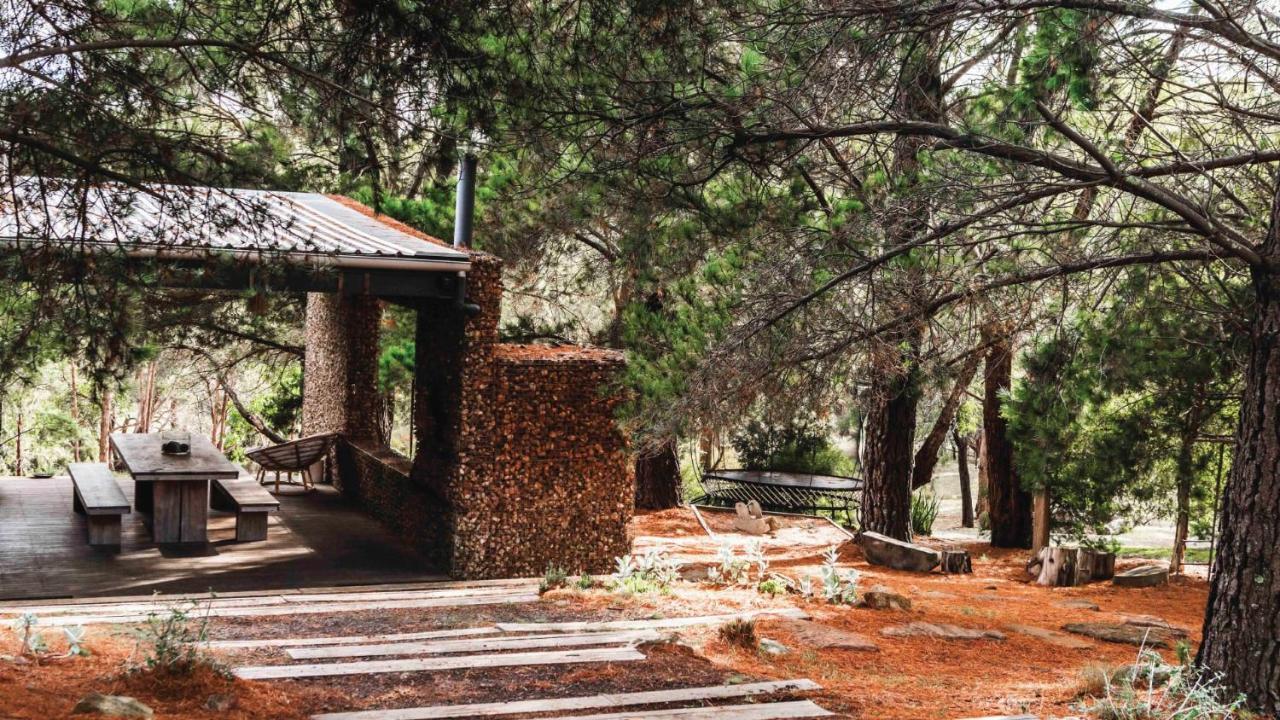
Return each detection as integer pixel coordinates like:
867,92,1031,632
1073,548,1096,586
1089,551,1116,580
941,549,972,574
1036,546,1079,587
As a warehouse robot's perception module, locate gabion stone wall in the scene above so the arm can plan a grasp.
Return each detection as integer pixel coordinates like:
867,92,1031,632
336,439,453,569
450,344,632,579
302,201,633,580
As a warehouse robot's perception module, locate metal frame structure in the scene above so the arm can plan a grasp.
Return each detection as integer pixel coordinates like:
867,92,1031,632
693,468,862,521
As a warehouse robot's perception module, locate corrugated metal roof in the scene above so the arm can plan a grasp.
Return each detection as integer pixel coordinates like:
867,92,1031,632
0,180,471,272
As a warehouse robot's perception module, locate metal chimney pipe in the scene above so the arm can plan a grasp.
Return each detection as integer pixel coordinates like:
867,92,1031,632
453,153,477,249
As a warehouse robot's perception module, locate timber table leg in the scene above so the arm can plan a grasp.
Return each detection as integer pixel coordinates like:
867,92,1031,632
149,480,210,544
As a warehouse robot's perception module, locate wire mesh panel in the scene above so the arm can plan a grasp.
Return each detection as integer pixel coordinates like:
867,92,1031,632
695,469,862,522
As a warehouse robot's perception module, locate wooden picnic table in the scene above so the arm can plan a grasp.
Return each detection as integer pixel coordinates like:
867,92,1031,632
109,433,240,544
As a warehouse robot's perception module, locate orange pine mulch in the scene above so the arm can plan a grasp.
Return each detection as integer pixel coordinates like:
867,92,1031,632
0,509,1208,719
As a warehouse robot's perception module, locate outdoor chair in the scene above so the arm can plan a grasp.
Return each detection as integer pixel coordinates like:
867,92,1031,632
245,432,337,493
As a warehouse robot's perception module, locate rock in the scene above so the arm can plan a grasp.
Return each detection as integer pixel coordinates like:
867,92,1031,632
859,531,941,573
204,694,236,712
679,564,712,582
1119,614,1181,631
775,619,879,652
733,501,776,535
922,590,957,600
1062,622,1185,648
1055,599,1100,611
859,586,912,611
1112,564,1169,588
880,622,1005,641
1112,663,1175,687
1006,624,1093,649
71,694,154,718
758,638,790,656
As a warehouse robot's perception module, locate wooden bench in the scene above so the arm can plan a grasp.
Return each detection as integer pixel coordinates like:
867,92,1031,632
68,463,130,548
211,476,280,542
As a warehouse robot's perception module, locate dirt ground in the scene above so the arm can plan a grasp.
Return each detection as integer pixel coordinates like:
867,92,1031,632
0,507,1207,719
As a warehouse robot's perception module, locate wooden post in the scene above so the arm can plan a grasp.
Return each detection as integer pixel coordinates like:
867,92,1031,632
1032,488,1050,554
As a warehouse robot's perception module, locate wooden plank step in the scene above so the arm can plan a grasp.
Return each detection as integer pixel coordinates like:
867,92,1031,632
38,592,542,627
209,626,500,650
494,608,809,634
287,629,664,660
0,578,533,614
310,679,822,719
234,646,645,680
3,584,531,618
523,701,832,720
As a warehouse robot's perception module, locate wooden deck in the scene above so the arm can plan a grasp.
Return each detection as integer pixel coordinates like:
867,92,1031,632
0,475,443,600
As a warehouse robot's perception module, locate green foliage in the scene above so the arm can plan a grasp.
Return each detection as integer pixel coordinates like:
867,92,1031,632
539,564,569,594
730,418,854,476
1006,269,1243,539
135,600,220,676
757,576,788,596
608,551,681,594
1074,647,1250,719
910,489,941,537
819,546,859,605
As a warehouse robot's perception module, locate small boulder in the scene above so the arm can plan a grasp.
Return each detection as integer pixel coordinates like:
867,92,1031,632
758,638,790,656
71,694,153,718
1006,624,1093,649
1055,599,1101,611
775,619,879,652
859,585,912,611
859,531,941,573
880,622,1005,641
1112,564,1169,588
1062,621,1184,648
204,694,236,712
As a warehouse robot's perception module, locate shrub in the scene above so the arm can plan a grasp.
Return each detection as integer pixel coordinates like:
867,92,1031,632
135,600,220,676
10,613,87,658
911,490,941,537
1074,646,1250,720
757,576,788,596
539,564,569,594
609,551,681,594
708,541,769,585
730,419,855,476
718,619,758,650
820,546,859,605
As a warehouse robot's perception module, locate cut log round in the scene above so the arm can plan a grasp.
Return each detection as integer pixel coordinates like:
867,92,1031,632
1090,551,1116,580
859,531,941,573
1035,547,1078,587
940,549,972,574
1112,564,1169,588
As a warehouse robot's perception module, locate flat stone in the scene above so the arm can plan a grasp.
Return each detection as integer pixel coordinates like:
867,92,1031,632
860,585,912,611
1055,599,1100,611
1112,564,1169,588
859,531,941,573
775,619,879,652
880,621,1005,641
758,638,790,656
72,693,154,718
1062,622,1184,648
1006,624,1093,649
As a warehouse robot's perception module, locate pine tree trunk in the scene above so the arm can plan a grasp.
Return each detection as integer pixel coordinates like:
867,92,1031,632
69,365,81,463
1170,429,1196,575
983,328,1032,548
912,352,981,490
860,332,922,540
956,429,974,528
635,438,682,510
1197,207,1280,713
97,386,112,463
